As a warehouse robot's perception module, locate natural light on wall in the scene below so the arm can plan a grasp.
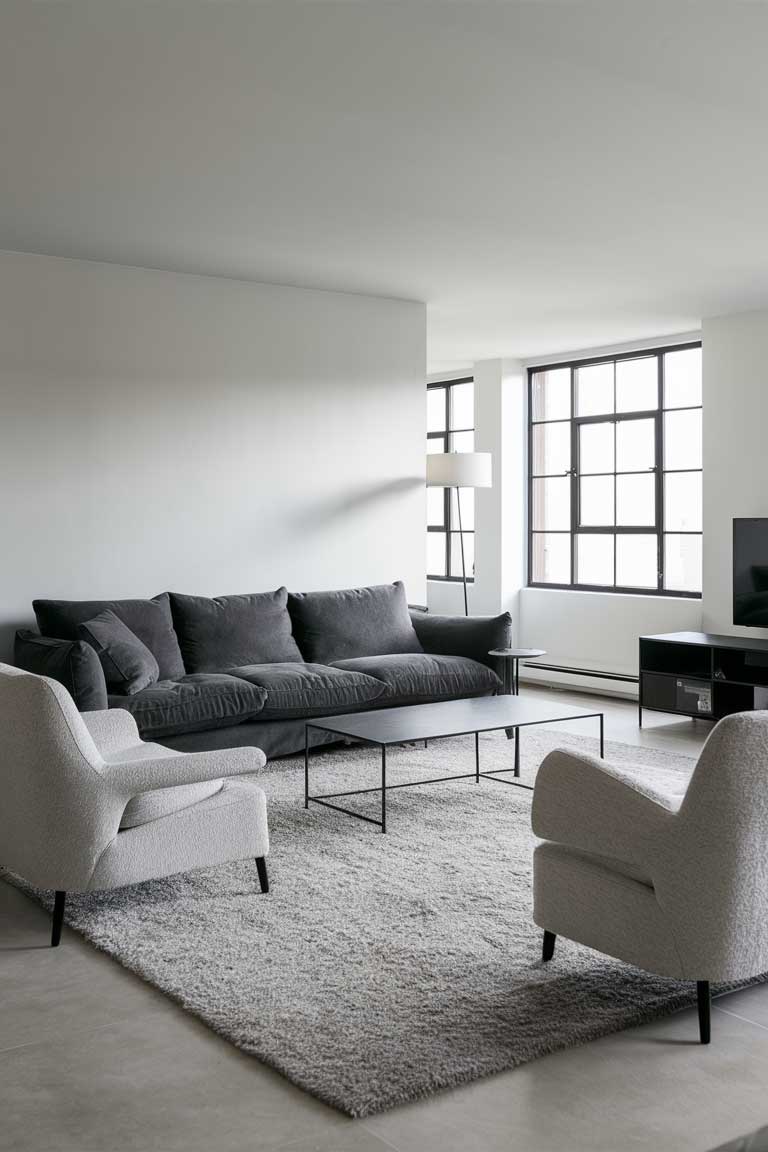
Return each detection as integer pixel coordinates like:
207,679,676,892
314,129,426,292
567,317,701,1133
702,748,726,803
528,344,702,597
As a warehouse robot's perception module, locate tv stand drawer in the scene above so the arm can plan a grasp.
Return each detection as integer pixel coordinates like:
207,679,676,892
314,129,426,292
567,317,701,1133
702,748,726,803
641,672,712,717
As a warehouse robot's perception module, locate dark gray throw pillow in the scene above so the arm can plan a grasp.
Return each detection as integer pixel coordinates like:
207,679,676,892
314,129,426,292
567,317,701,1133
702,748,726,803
33,592,185,680
169,588,303,673
14,630,108,711
79,609,160,696
287,581,423,664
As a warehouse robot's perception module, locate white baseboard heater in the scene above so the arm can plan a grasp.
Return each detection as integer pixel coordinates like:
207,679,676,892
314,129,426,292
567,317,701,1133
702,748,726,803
522,661,639,685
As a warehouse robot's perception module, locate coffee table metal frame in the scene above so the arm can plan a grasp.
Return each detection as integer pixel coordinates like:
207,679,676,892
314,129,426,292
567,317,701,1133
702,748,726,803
304,700,604,833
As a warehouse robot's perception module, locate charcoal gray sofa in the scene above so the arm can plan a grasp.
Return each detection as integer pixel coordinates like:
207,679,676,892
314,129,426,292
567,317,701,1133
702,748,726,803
15,582,511,758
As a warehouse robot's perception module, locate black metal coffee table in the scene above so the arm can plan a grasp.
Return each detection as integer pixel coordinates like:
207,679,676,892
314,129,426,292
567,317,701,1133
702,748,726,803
304,696,604,832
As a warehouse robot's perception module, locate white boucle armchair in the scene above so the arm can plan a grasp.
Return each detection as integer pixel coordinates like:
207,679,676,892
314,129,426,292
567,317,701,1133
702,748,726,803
532,711,768,1044
0,664,270,947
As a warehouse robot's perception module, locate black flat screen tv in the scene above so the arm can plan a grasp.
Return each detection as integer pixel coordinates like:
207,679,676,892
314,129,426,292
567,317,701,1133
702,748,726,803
734,518,768,627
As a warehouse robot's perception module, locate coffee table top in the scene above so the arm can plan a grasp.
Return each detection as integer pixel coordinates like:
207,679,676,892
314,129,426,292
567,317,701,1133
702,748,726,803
306,695,601,745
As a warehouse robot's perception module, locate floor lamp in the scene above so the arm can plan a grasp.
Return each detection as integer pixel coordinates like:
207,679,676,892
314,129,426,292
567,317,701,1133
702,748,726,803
426,451,492,615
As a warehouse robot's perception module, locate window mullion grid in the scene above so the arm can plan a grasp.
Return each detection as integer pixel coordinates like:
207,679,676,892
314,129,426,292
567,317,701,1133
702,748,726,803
426,379,478,583
613,364,617,587
445,386,452,576
527,343,700,595
570,365,576,584
527,372,534,585
612,404,617,587
656,352,664,590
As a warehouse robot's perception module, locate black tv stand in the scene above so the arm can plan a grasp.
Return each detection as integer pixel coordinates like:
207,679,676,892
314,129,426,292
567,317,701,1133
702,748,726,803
639,632,768,725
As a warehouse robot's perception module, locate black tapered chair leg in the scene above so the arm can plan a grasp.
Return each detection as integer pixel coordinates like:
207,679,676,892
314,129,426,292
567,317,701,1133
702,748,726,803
255,857,269,894
542,930,556,962
51,890,66,947
697,980,711,1044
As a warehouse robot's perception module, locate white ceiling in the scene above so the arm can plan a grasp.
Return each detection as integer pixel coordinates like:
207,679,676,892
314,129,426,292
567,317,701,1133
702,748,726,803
3,1,768,372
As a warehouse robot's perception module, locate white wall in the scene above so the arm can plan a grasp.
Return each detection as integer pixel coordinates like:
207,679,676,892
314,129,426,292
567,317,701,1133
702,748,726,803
0,251,426,659
519,587,702,691
702,309,768,636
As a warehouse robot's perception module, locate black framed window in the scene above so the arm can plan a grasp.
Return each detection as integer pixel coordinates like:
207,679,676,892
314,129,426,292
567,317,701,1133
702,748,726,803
427,377,475,580
528,342,702,597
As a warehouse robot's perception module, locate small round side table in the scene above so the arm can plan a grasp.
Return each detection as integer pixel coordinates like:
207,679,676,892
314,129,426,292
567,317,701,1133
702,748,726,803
489,648,547,696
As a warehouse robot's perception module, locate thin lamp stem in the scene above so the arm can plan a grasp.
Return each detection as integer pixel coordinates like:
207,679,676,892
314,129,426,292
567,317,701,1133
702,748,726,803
456,485,468,616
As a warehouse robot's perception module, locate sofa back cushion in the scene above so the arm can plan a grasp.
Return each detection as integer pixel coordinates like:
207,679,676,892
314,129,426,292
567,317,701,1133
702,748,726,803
33,593,185,680
169,588,303,673
288,581,423,664
78,609,160,696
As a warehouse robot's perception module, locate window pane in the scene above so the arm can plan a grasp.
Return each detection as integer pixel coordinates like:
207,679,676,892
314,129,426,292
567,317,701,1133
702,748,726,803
665,471,702,532
579,421,614,474
617,473,655,526
526,347,702,600
427,389,446,432
450,532,475,580
664,534,702,593
531,368,570,421
576,534,614,585
427,532,446,577
450,382,474,430
532,421,570,476
616,357,658,413
450,430,475,453
616,417,655,472
531,533,570,584
664,409,702,470
427,436,446,455
427,487,445,528
616,535,658,588
664,347,702,409
450,487,475,531
580,476,614,526
532,477,570,531
575,362,614,416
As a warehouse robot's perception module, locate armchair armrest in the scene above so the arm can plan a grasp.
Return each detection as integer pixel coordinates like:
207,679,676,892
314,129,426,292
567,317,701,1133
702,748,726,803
99,744,267,798
81,708,141,754
532,749,679,871
410,611,512,669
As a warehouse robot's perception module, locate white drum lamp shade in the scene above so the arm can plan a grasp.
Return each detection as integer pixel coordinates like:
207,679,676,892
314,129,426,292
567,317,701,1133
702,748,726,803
425,451,492,617
426,452,492,489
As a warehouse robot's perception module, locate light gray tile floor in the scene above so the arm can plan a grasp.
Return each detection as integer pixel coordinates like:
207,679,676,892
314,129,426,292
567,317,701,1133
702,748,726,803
2,688,765,1152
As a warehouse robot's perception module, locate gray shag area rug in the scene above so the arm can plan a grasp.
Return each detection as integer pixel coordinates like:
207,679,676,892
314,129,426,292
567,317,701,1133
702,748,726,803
7,729,746,1116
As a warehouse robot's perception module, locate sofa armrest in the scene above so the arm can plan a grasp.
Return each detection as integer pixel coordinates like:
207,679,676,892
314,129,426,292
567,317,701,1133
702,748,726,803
409,611,512,669
14,629,108,711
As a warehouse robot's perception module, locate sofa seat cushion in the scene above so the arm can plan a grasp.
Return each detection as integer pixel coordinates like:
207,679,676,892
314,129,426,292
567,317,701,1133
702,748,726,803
229,662,387,719
103,740,225,830
34,592,185,680
330,653,501,705
288,582,423,664
108,674,267,739
169,588,302,672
